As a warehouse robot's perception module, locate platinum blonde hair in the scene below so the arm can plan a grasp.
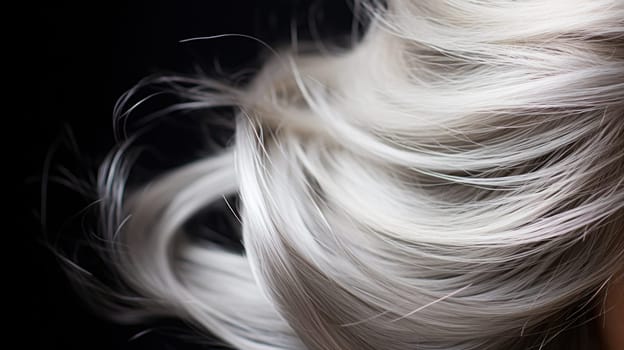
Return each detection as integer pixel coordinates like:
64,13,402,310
88,1,624,349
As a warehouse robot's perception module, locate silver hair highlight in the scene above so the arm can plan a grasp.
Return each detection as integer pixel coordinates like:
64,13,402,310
89,1,623,349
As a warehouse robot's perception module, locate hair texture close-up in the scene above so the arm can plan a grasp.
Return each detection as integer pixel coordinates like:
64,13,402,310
74,1,623,349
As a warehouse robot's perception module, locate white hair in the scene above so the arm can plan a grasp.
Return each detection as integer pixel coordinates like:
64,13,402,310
83,1,624,349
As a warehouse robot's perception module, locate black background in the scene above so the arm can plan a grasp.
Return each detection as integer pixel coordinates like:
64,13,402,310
19,1,356,349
